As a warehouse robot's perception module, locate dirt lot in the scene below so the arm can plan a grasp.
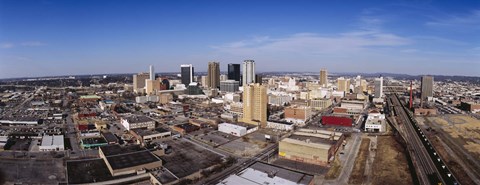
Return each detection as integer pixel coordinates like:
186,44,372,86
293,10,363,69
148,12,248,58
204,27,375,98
428,115,480,157
371,136,412,185
348,138,370,184
324,156,342,179
219,131,273,157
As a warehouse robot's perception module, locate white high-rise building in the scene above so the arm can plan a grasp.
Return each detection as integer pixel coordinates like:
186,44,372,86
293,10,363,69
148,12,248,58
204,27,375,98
242,60,255,86
374,77,383,98
149,65,155,80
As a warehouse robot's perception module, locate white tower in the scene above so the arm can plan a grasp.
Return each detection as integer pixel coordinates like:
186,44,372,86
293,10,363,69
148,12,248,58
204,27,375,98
242,60,255,86
149,65,154,80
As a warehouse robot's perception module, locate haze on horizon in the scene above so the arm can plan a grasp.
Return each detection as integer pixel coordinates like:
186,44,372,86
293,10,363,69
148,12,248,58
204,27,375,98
1,0,479,79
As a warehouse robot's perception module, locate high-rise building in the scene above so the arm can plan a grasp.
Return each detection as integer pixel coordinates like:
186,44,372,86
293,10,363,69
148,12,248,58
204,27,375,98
242,83,267,127
181,64,194,86
337,77,348,92
149,65,155,80
374,77,383,98
228,63,241,82
220,74,228,82
421,75,434,101
133,73,150,93
220,80,239,92
319,69,328,86
242,60,256,86
145,79,161,95
255,74,262,85
207,62,220,88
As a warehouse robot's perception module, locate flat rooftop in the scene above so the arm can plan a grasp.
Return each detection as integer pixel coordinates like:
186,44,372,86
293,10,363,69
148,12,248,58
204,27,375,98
106,150,160,170
124,115,154,123
219,162,314,185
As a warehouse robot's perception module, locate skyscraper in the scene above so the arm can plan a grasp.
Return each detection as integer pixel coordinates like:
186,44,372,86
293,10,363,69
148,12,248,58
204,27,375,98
421,75,434,101
319,69,328,86
242,60,255,86
133,72,150,93
207,62,220,88
374,77,383,98
149,65,155,80
242,83,267,127
181,64,194,86
337,77,348,92
228,63,241,82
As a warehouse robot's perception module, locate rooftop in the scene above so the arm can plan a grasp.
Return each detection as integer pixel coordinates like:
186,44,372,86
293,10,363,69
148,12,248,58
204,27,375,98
41,135,64,147
219,162,314,185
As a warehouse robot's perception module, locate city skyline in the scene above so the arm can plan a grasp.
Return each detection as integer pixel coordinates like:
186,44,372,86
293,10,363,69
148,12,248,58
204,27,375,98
1,0,480,79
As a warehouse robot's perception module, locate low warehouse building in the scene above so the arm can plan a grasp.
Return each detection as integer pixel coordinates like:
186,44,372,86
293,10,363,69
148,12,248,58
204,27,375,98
218,123,247,137
39,135,64,151
279,129,344,166
321,115,353,127
99,145,162,177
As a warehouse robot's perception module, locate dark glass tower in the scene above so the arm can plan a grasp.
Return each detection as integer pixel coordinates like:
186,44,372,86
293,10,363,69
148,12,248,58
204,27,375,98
227,63,240,82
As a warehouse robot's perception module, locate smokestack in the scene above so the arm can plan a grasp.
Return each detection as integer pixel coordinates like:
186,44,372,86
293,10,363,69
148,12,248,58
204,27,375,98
409,81,413,109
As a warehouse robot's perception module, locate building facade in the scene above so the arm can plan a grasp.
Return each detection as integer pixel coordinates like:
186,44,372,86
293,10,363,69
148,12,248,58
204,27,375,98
228,63,241,82
207,62,220,88
319,69,328,87
242,60,255,86
220,80,239,92
133,73,149,93
181,64,194,86
242,83,267,127
374,77,383,98
421,75,434,101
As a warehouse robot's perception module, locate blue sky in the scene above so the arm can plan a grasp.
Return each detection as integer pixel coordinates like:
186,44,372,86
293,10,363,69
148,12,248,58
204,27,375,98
0,0,479,78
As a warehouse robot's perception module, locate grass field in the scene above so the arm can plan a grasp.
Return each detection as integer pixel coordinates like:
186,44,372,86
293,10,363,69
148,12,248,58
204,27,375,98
371,136,412,185
348,138,370,184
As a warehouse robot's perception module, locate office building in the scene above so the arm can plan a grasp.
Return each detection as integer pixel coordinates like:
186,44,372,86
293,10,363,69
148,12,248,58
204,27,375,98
145,79,161,95
149,65,155,80
133,73,149,93
181,64,194,86
227,63,241,81
242,83,267,127
337,77,348,92
374,77,383,98
421,75,434,101
242,60,255,86
255,74,262,85
207,62,220,88
220,80,239,92
284,106,312,124
319,69,328,86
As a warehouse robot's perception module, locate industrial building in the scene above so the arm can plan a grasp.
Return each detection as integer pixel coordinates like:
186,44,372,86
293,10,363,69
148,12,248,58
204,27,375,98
39,135,64,151
279,129,344,166
321,115,353,127
284,106,312,125
218,123,247,137
364,110,387,132
130,128,172,145
99,145,162,177
219,162,314,185
121,115,155,130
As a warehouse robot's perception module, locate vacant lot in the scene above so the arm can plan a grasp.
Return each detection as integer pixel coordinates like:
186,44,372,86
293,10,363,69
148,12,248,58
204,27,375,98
324,156,342,179
371,136,412,185
348,138,370,184
427,115,480,157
